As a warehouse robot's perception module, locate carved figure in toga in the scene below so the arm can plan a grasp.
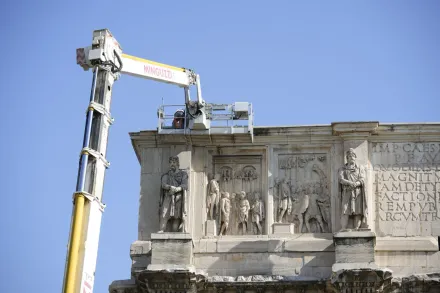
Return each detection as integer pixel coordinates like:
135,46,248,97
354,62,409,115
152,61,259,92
159,156,188,233
339,148,368,230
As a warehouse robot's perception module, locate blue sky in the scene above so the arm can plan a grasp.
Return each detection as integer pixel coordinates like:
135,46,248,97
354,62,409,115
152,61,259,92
1,1,439,292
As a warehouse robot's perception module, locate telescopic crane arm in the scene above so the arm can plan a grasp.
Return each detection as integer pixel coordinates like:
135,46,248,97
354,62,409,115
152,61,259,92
64,28,253,293
64,28,207,293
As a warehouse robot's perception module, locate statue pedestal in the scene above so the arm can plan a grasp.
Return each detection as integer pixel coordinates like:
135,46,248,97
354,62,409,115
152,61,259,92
329,231,394,292
272,222,295,235
205,220,217,237
136,233,206,293
333,230,376,271
148,233,193,270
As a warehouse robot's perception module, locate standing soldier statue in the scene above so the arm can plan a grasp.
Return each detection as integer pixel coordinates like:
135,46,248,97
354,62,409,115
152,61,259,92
339,148,368,230
219,192,231,236
251,192,265,235
275,178,291,223
237,191,250,235
206,173,220,220
159,156,188,232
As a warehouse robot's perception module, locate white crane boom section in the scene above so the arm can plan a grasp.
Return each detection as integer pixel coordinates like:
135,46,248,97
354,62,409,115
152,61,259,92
121,54,195,87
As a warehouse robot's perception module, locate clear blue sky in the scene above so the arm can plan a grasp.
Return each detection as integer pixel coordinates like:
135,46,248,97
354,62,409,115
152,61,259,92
0,1,439,292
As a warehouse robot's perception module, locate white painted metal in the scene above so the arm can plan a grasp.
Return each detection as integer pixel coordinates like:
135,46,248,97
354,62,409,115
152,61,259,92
121,56,191,87
79,200,103,293
233,102,249,114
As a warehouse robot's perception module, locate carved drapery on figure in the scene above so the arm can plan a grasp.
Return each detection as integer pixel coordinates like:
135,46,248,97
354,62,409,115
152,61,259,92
275,153,331,233
339,148,368,230
159,156,188,233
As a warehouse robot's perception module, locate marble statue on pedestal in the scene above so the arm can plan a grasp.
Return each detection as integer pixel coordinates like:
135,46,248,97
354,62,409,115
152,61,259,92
339,148,368,230
159,156,188,233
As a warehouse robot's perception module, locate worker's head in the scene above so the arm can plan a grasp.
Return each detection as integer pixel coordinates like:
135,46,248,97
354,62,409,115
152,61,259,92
223,192,230,199
240,191,246,199
172,109,185,129
169,156,180,170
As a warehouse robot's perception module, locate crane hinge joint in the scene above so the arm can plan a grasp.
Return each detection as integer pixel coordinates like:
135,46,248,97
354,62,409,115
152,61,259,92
185,69,197,85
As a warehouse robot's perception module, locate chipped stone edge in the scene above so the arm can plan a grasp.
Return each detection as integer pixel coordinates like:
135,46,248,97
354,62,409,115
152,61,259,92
150,232,192,240
108,279,136,293
207,274,324,283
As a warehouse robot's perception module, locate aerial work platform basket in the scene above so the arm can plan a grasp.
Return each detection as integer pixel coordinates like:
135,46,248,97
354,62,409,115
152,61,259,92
157,101,254,141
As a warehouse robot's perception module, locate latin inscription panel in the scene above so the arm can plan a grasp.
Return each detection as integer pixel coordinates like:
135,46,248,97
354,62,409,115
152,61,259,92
372,142,440,236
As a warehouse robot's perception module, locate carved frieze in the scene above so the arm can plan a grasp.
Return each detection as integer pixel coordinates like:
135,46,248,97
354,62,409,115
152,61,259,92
235,165,258,181
220,166,233,182
207,156,264,235
275,153,331,233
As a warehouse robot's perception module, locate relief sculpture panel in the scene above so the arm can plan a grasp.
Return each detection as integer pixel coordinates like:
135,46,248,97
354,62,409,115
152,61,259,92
275,153,331,233
209,156,264,235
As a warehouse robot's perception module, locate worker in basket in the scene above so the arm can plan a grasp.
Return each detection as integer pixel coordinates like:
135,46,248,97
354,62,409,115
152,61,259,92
172,109,186,129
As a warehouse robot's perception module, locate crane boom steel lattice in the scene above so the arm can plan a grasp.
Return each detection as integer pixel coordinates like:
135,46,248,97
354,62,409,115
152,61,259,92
64,28,253,293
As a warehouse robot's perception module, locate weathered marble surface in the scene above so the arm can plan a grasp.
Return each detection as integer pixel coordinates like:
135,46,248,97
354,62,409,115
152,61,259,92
333,231,376,265
150,233,193,266
329,267,393,293
372,142,440,237
109,122,440,293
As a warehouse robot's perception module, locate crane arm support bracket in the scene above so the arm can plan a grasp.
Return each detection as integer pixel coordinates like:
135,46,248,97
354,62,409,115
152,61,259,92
87,101,113,124
73,191,106,211
80,147,111,168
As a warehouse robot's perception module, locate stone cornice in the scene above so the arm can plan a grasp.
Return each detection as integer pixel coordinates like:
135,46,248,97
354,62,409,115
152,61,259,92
331,121,379,138
130,122,440,164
